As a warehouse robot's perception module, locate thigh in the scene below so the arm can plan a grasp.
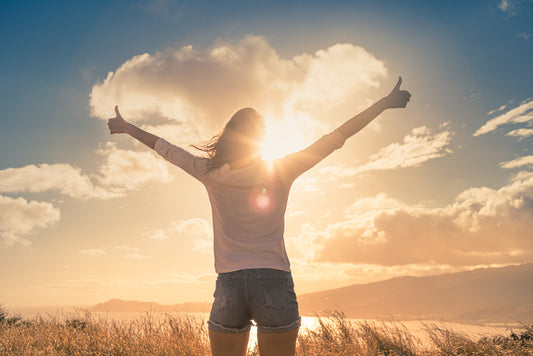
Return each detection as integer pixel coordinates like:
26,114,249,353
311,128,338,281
209,329,250,356
257,328,299,356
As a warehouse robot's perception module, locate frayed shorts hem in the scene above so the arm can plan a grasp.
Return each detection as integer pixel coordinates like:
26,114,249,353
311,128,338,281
257,317,301,333
207,317,301,334
207,320,252,333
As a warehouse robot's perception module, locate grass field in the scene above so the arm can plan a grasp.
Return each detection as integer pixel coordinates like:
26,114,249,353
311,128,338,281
1,307,532,355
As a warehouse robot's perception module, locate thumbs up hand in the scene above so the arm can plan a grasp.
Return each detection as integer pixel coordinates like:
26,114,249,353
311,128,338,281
107,105,129,134
384,76,411,109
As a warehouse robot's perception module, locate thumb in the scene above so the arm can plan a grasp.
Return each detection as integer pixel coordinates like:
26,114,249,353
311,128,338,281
114,105,122,118
393,76,402,91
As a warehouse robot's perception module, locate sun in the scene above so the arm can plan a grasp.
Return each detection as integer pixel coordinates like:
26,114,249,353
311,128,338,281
261,118,308,161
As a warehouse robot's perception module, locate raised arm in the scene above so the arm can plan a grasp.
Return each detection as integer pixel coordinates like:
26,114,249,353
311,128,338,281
275,77,411,180
107,105,159,149
337,76,411,139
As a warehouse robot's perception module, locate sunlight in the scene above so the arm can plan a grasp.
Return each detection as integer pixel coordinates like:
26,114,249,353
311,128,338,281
261,117,308,161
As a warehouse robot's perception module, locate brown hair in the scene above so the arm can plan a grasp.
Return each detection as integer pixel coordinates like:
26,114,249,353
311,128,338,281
193,108,265,172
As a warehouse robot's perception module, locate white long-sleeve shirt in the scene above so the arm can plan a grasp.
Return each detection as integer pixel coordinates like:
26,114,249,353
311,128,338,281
155,130,345,273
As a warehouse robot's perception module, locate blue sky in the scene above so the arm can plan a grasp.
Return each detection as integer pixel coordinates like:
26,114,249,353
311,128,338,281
1,0,532,307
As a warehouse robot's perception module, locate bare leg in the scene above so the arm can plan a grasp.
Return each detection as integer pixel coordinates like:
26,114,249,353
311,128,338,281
209,329,250,356
257,328,299,356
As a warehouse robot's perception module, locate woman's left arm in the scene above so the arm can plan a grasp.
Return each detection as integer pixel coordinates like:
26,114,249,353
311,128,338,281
276,77,411,180
336,76,411,140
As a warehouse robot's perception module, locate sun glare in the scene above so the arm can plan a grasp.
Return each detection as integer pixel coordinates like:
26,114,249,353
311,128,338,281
261,118,308,161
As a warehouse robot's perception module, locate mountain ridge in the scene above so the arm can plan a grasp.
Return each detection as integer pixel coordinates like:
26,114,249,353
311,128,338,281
89,263,533,323
298,263,533,323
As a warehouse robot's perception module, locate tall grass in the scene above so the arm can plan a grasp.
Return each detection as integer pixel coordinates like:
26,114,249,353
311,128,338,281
1,306,531,355
0,308,209,356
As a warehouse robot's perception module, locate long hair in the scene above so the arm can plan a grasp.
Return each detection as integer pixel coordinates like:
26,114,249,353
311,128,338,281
193,108,266,172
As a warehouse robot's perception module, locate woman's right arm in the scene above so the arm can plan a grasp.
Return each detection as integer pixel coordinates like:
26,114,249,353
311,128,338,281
108,105,207,180
107,105,160,149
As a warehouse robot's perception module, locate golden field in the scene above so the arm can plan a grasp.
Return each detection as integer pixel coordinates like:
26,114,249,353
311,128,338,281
1,307,532,355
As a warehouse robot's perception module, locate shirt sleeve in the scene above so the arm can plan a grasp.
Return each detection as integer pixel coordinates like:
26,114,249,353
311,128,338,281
275,129,345,181
154,138,206,181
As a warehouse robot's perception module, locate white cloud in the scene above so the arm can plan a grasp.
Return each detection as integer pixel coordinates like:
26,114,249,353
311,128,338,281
90,35,387,140
0,143,174,201
500,155,533,169
498,0,533,15
312,170,533,266
96,142,173,190
355,125,454,173
487,104,507,116
287,43,386,115
0,195,60,246
294,124,453,191
499,0,511,11
474,98,533,136
506,128,533,139
0,163,118,199
0,144,177,247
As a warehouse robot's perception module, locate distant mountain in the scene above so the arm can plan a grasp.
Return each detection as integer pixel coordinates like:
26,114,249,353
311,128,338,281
90,264,533,324
298,263,533,324
89,299,210,313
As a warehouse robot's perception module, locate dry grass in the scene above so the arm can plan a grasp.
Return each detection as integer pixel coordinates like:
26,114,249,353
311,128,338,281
1,307,532,355
0,308,210,356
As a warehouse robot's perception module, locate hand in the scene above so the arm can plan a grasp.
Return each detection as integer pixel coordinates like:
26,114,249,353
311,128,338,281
384,76,411,108
107,105,129,134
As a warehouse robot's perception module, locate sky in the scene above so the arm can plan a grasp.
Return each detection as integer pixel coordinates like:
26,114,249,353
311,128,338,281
1,0,532,308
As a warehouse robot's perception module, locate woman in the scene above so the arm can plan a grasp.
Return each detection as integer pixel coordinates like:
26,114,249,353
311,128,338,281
108,77,411,356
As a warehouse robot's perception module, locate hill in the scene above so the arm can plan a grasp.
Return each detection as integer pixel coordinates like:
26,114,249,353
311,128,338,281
298,263,533,324
89,299,211,313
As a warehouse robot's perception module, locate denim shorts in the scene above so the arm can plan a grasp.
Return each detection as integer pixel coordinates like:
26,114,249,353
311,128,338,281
208,268,300,333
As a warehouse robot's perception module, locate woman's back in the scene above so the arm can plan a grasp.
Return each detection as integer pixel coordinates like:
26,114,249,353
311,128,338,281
155,129,346,273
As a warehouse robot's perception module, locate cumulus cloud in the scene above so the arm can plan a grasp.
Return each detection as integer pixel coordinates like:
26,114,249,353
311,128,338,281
90,35,387,139
474,98,533,136
313,170,533,266
0,163,118,199
355,124,454,172
96,142,173,190
294,124,454,192
0,143,174,201
500,155,533,169
0,195,60,246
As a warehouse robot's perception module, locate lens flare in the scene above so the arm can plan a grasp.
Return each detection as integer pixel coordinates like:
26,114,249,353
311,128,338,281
256,188,270,209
